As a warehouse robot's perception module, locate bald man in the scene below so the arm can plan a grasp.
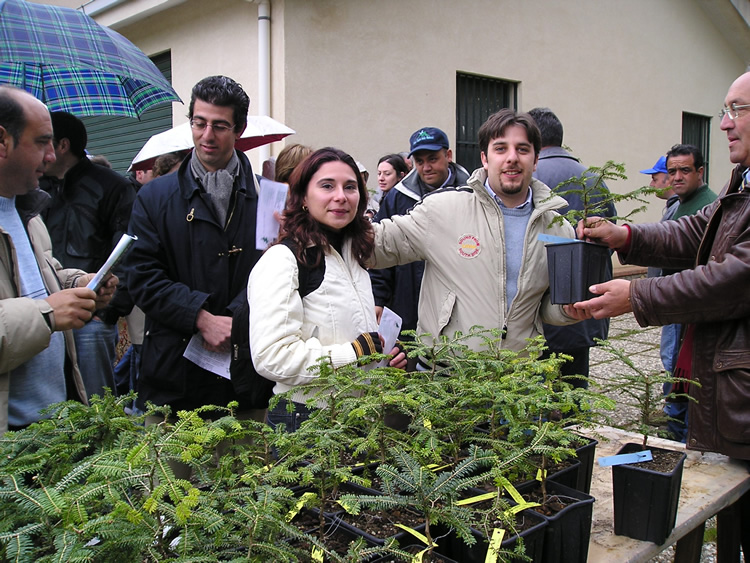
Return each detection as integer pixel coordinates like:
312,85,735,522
568,72,750,558
0,86,116,433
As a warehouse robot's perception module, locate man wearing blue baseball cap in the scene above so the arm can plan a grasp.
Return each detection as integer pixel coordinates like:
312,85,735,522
370,127,469,366
641,154,684,440
640,155,676,204
641,155,679,246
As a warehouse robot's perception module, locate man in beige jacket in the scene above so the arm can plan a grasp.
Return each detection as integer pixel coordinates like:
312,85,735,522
0,86,116,433
370,109,577,359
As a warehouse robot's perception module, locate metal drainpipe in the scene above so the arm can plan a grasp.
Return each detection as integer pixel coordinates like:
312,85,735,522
251,0,272,165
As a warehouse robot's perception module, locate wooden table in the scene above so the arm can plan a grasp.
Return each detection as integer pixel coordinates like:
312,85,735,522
576,425,750,563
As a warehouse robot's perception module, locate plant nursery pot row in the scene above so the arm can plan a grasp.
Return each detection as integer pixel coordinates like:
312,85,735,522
612,442,687,545
425,471,596,563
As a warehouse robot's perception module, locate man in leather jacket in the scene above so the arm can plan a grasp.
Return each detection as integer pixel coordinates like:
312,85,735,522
569,72,750,559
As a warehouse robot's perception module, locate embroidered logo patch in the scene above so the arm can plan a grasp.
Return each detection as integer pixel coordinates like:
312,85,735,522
457,234,481,258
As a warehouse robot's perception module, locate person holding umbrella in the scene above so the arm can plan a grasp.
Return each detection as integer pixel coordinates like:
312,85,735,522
125,76,267,476
0,86,117,433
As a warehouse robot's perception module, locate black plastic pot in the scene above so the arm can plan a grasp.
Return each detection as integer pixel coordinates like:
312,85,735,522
545,240,611,304
435,495,547,563
517,458,581,493
532,481,595,563
368,545,460,563
612,442,687,544
571,436,598,494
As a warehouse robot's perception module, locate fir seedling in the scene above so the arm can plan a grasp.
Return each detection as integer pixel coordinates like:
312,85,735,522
594,338,697,447
341,445,497,558
546,160,656,231
291,355,381,540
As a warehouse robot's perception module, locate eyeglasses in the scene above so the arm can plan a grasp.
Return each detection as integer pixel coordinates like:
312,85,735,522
719,103,750,120
189,118,235,134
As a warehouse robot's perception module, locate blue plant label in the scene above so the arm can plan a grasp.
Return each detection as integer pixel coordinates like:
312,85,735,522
537,233,577,245
598,450,653,467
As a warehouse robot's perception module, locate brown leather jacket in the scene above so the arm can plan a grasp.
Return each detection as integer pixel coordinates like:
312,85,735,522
623,165,750,460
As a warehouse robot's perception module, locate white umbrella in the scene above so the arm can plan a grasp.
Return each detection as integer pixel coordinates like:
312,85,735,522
129,115,295,171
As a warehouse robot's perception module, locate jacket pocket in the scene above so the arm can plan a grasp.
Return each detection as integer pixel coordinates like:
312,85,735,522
715,351,750,444
140,325,187,394
436,290,457,336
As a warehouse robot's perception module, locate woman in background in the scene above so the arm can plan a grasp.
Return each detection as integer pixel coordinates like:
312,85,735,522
367,153,410,218
376,153,409,197
274,143,314,184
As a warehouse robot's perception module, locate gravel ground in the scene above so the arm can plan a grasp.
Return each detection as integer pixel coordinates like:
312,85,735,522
589,312,745,563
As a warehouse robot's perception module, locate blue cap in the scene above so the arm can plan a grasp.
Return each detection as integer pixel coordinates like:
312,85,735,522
640,156,668,175
408,127,450,156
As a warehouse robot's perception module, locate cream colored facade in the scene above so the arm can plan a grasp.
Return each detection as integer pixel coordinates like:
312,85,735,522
36,0,750,223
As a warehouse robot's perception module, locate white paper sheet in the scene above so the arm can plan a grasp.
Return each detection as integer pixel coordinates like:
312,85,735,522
256,177,289,250
86,233,137,291
377,307,402,367
183,333,231,379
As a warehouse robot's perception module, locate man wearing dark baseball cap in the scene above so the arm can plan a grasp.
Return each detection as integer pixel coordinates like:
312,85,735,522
370,127,469,366
408,126,449,153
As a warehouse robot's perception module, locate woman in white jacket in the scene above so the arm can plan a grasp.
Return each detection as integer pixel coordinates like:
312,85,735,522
248,147,405,431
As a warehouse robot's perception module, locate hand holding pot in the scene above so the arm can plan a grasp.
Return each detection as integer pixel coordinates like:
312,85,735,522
570,279,632,320
576,217,629,249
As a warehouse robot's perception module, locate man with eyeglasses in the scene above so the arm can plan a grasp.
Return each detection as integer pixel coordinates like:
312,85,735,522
568,72,750,558
126,76,267,455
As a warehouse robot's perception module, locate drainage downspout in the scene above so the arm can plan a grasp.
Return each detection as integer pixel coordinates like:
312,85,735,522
251,0,271,165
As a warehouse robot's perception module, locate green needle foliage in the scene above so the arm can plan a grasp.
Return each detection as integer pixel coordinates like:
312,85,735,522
340,444,498,556
0,392,310,562
0,327,617,562
545,160,657,230
594,338,697,447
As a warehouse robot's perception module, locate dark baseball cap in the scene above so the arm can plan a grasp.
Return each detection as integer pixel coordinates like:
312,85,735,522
408,127,450,156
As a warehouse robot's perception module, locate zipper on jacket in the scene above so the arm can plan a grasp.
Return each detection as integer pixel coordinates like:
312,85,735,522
224,192,239,232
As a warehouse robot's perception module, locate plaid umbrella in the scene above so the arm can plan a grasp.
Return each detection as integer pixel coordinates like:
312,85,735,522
0,0,181,118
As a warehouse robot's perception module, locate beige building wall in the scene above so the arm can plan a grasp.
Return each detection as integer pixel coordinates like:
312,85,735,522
36,0,749,223
280,0,746,222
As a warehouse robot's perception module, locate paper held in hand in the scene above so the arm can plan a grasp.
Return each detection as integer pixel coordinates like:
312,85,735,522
87,234,137,291
256,178,288,250
377,307,402,368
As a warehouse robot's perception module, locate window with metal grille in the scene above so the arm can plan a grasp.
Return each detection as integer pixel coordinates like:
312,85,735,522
682,112,711,184
455,72,518,173
82,51,174,175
